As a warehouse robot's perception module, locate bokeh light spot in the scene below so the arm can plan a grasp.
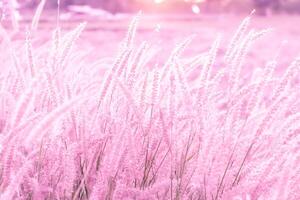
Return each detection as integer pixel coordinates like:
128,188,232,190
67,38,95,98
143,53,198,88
192,4,200,14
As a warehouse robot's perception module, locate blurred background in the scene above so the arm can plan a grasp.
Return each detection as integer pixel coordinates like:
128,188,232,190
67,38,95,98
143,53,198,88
1,0,300,77
3,0,300,15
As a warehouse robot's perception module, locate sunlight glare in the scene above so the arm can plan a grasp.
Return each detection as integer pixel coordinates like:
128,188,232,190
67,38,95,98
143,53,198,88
154,0,165,4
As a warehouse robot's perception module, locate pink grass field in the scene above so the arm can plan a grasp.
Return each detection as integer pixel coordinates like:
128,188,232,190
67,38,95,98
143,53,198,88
0,6,300,200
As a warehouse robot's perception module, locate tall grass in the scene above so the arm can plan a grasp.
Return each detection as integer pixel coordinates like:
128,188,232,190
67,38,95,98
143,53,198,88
0,10,299,200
